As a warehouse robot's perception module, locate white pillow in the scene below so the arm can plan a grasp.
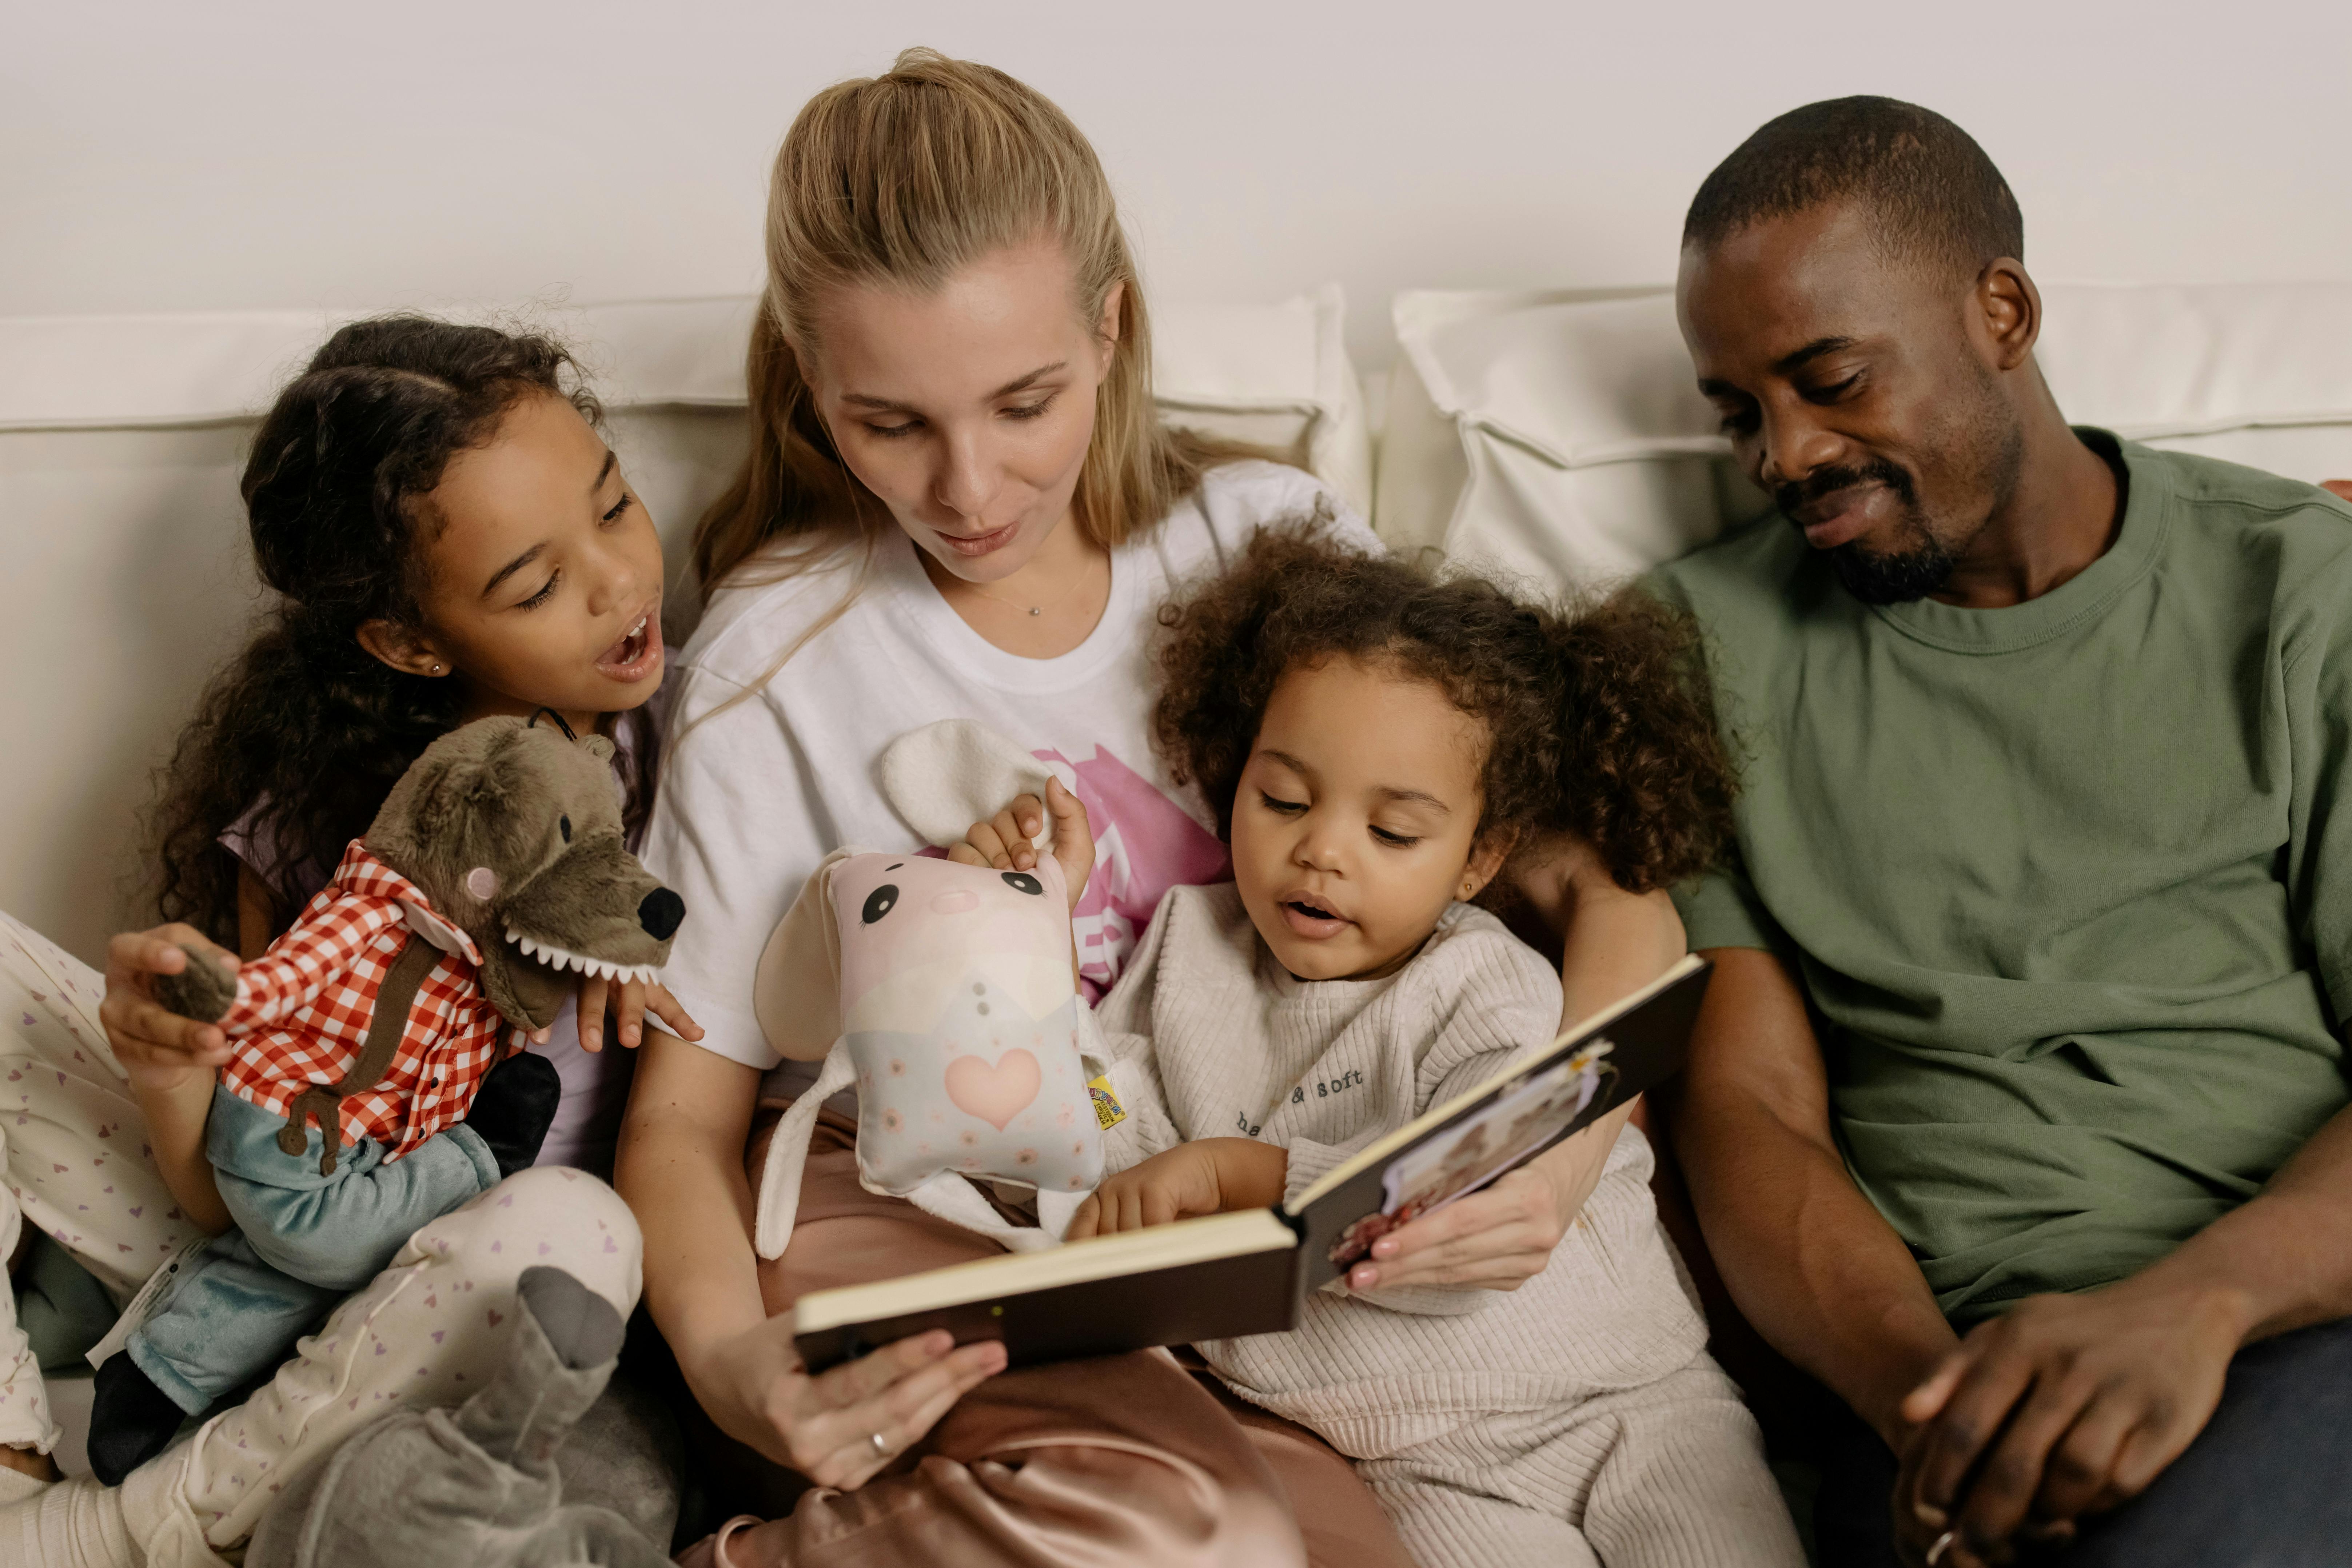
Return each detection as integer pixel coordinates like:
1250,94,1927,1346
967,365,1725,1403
0,287,1370,510
1379,281,2352,595
0,288,1369,965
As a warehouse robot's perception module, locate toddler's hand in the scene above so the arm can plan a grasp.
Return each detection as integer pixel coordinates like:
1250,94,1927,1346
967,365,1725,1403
1065,1138,1288,1240
576,976,703,1053
1066,1144,1228,1238
948,777,1094,915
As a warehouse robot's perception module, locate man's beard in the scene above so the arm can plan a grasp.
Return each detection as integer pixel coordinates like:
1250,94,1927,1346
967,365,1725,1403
1777,458,1956,605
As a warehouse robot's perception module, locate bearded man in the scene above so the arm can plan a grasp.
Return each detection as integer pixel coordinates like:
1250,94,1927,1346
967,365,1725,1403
1653,96,2352,1568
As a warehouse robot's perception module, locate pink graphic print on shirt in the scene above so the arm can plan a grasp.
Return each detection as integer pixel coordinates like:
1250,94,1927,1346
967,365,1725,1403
1035,745,1229,1002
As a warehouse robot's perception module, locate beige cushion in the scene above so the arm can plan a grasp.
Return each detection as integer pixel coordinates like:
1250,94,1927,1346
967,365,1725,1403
0,291,1367,962
1377,281,2352,593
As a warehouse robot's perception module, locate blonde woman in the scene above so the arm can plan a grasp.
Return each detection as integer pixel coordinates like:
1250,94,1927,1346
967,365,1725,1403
623,50,1636,1568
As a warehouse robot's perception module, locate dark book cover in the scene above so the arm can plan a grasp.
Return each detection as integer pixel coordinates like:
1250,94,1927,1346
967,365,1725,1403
797,1234,1302,1373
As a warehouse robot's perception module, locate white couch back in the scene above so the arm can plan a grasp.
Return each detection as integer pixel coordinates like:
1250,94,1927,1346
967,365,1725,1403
16,279,2351,963
2,292,1369,962
1377,282,2352,593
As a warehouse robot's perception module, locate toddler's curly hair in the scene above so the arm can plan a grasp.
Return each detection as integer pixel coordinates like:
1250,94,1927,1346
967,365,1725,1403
1153,526,1738,895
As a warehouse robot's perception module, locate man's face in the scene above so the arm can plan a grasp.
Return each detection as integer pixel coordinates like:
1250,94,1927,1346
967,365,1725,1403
1676,201,2024,603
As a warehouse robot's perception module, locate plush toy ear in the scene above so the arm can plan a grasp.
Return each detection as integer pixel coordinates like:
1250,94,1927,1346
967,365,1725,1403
752,850,851,1062
880,719,1075,851
579,735,616,763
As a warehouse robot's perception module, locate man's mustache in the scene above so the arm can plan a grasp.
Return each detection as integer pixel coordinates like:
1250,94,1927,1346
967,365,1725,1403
1775,459,1918,522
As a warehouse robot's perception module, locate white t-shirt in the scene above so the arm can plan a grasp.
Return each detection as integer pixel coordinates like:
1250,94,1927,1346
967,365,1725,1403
641,460,1374,1091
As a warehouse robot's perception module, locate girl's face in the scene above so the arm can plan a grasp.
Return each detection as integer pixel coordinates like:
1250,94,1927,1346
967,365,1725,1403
802,239,1121,583
1230,657,1507,982
363,392,666,727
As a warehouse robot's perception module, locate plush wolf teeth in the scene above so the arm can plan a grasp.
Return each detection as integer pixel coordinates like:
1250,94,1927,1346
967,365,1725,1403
506,929,661,985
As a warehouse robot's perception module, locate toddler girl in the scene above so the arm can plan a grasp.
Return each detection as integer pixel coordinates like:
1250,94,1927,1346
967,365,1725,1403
974,528,1805,1568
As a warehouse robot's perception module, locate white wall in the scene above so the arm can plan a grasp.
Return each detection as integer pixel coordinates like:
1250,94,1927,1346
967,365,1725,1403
6,0,2351,961
7,0,2351,366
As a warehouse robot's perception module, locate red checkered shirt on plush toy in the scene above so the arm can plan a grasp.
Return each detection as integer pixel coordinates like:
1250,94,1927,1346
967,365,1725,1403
215,840,509,1159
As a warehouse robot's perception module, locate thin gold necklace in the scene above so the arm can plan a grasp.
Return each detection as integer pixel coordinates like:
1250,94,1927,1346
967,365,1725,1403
947,552,1103,618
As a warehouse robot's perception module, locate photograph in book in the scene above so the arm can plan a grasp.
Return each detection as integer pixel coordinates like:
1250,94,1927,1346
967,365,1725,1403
1283,955,1705,1294
1330,1043,1616,1272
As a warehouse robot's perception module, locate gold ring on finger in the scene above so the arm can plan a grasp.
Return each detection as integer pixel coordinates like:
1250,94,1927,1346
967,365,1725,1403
1925,1530,1957,1567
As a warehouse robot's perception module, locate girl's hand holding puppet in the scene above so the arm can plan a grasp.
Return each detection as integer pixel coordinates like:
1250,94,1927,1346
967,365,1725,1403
88,713,684,1484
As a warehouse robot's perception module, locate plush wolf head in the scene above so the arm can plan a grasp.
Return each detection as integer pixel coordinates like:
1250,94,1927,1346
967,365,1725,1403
360,714,683,1030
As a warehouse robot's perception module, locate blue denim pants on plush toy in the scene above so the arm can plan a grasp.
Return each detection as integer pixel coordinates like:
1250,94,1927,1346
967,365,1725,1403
124,1085,500,1414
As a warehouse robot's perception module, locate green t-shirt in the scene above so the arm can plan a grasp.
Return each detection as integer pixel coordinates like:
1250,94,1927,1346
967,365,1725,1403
1651,433,2352,1325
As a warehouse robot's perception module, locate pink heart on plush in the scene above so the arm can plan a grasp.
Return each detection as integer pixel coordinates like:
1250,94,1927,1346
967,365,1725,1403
945,1049,1041,1131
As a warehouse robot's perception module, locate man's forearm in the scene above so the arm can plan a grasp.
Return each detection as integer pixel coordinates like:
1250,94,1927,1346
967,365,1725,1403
1676,1088,1955,1439
2132,1095,2352,1345
1671,947,1956,1441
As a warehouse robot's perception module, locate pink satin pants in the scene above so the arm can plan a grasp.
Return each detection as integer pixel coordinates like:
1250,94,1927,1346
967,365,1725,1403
675,1112,1414,1568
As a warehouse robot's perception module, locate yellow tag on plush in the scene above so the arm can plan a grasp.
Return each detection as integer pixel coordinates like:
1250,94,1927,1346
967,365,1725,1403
1087,1074,1126,1130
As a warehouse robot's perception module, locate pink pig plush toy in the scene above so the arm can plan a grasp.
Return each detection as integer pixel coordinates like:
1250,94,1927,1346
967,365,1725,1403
748,847,1104,1257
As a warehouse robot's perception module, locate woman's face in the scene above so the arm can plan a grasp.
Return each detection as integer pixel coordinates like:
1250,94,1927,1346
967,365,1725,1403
363,391,667,727
802,239,1121,583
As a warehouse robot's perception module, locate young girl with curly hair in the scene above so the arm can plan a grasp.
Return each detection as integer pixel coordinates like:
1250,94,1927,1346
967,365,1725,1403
0,316,687,1558
970,526,1805,1568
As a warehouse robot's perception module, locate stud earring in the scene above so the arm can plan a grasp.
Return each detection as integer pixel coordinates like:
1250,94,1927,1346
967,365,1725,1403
430,662,445,675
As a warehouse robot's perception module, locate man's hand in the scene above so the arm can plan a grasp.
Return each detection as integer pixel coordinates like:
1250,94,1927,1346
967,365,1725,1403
1890,1280,2246,1564
2322,479,2352,504
948,777,1094,914
100,924,237,1092
576,976,704,1053
1066,1138,1288,1239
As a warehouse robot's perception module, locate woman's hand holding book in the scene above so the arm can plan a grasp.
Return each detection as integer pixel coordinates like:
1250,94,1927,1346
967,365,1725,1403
687,1318,1007,1489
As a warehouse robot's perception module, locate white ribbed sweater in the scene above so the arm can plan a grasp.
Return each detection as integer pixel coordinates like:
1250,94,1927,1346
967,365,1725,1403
1085,884,1711,1461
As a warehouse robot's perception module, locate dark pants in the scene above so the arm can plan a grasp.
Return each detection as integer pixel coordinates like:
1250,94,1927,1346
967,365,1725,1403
1815,1317,2352,1568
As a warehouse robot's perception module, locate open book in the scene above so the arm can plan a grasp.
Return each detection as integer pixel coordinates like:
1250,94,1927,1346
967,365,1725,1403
793,954,1713,1372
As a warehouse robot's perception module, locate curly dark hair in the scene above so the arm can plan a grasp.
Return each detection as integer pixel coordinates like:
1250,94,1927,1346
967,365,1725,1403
1152,527,1738,895
149,315,639,943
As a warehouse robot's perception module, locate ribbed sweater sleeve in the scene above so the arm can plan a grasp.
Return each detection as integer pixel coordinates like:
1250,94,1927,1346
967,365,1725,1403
1077,1005,1183,1170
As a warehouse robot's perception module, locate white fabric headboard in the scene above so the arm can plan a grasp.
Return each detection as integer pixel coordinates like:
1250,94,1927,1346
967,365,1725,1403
1,291,1368,962
1376,282,2352,594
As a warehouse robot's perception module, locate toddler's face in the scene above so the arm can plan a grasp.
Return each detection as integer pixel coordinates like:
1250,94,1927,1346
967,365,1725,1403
1229,657,1504,981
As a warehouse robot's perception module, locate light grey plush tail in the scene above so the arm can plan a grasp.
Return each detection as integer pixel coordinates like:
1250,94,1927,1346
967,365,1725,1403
459,1266,627,1472
244,1266,671,1568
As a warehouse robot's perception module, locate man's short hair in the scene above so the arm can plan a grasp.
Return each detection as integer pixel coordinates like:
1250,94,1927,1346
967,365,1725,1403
1683,97,2023,279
